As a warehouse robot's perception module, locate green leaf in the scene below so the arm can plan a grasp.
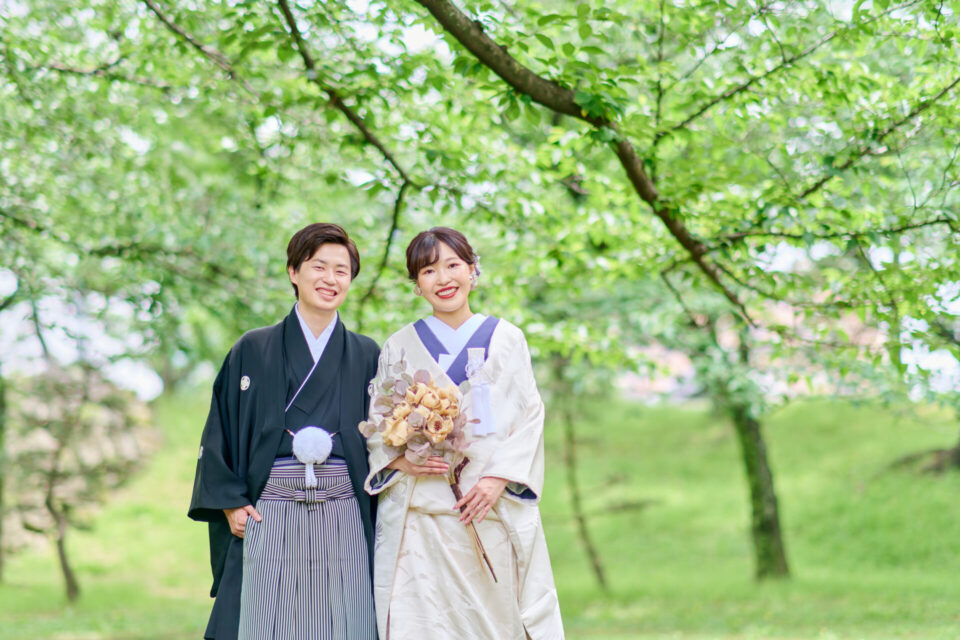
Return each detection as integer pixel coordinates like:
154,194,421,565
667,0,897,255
277,45,295,63
524,105,542,126
534,33,555,49
537,13,564,26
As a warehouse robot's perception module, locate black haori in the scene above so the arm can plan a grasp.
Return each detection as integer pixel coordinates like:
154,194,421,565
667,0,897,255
238,457,376,640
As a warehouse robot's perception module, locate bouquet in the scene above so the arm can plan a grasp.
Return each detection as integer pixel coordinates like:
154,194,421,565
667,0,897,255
360,352,497,581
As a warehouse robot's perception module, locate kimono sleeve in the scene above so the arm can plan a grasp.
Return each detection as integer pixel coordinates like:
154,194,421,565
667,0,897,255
481,330,545,503
363,346,404,495
188,353,252,522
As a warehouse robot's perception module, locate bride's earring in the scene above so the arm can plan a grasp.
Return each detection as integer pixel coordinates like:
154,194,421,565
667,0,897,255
414,284,422,296
470,272,479,289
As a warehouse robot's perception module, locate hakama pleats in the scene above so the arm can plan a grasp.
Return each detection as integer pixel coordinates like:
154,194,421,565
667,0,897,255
239,457,375,640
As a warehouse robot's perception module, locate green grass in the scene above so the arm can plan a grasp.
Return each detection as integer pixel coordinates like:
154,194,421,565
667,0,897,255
3,392,960,639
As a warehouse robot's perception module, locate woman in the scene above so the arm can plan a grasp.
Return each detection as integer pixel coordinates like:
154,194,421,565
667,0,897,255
363,227,564,639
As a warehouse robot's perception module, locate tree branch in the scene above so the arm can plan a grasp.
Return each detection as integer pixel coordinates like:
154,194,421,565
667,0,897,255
27,60,173,91
651,0,666,172
798,74,960,200
414,0,601,124
664,29,839,137
663,29,739,94
659,270,704,328
661,0,924,138
0,206,243,293
30,298,53,363
714,215,958,245
413,0,747,316
140,0,256,94
934,141,960,208
0,281,19,313
276,0,418,186
663,1,778,94
854,240,901,368
712,261,857,310
144,0,423,308
357,179,411,328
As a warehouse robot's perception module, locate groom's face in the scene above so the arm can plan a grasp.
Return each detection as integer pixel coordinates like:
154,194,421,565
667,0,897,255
288,242,353,315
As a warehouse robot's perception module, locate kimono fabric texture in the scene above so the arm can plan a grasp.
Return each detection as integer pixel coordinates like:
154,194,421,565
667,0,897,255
189,307,380,640
239,457,375,640
364,317,564,640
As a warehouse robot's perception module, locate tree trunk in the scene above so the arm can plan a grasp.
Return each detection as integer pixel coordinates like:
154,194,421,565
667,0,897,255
902,423,960,473
551,358,608,591
0,370,6,583
45,435,80,602
46,495,80,602
938,416,960,470
684,319,792,580
729,402,790,579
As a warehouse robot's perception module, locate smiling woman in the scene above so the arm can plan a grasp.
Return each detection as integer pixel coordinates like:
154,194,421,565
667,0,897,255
405,226,479,329
362,227,564,640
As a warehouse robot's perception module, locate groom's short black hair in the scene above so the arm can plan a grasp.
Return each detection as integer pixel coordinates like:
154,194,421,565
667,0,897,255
286,223,360,297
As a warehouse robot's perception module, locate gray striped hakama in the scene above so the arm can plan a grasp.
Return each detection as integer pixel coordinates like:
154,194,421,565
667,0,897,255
238,457,376,640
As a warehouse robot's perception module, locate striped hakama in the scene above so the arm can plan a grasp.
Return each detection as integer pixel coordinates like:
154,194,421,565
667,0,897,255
239,457,376,640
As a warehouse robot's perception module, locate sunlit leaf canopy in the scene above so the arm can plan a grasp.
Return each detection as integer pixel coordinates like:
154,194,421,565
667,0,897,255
1,0,958,392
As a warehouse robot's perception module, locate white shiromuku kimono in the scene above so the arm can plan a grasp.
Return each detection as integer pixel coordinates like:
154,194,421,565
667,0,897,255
364,315,564,640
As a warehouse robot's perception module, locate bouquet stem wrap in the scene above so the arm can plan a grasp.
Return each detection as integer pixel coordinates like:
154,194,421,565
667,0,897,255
449,459,498,583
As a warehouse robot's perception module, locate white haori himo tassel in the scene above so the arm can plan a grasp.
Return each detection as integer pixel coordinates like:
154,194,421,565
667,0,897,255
466,347,496,436
290,426,334,488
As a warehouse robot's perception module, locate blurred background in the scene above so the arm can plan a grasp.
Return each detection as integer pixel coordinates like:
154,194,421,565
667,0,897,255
2,0,959,638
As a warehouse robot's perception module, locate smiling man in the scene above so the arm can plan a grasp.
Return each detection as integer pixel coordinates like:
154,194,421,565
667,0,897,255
189,223,379,640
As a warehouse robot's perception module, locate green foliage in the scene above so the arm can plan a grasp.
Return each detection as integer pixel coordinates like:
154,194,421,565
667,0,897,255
5,0,956,379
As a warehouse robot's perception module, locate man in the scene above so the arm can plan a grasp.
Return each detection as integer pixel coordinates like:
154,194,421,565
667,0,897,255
189,223,379,639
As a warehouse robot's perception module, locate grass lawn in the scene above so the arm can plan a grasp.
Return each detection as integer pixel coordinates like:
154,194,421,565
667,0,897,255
2,390,960,639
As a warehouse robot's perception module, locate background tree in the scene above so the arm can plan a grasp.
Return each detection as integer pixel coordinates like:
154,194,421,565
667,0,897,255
7,364,155,601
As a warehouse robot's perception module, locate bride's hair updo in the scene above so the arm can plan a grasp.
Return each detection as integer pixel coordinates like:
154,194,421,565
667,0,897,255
405,227,478,281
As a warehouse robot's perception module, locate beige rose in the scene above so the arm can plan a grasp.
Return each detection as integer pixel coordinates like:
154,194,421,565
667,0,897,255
392,402,413,420
405,383,427,404
424,414,454,444
420,389,440,409
383,418,411,447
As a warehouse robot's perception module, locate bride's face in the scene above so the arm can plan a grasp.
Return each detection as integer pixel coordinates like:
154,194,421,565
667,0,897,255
416,242,473,316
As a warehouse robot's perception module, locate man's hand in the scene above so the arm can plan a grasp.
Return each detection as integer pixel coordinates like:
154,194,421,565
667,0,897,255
386,455,449,477
223,505,262,538
454,476,509,525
